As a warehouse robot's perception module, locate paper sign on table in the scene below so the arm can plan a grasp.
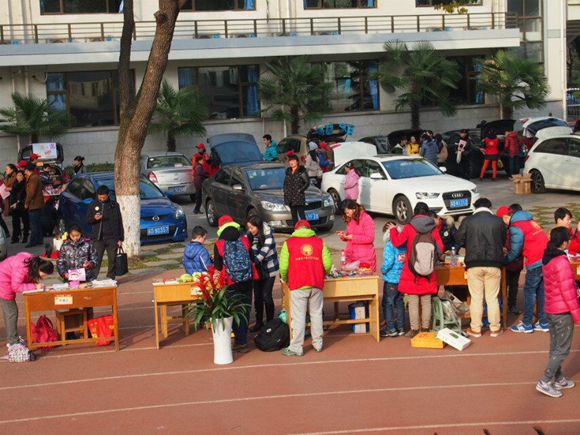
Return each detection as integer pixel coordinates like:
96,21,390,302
54,295,73,305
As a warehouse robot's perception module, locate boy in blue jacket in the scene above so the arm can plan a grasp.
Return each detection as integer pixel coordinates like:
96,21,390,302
183,226,212,274
381,224,407,337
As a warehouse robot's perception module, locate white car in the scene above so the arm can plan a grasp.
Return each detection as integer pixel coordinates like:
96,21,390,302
322,155,480,224
524,134,580,193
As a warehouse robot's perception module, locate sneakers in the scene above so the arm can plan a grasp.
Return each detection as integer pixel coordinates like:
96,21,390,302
397,328,405,336
490,329,503,338
466,328,482,338
314,347,323,353
380,328,399,338
511,322,533,333
536,381,563,398
282,347,303,357
404,329,419,339
534,323,549,333
554,378,576,390
232,343,250,353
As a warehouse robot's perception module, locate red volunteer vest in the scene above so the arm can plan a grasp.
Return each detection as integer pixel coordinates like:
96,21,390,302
286,236,325,291
215,236,258,285
512,219,548,266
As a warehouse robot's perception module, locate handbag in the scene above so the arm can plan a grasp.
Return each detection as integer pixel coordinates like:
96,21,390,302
88,315,115,346
115,247,129,276
31,315,59,350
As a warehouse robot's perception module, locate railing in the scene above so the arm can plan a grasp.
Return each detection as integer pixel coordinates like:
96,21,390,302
0,12,517,45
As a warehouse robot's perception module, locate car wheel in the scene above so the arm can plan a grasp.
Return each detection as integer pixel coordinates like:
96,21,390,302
57,214,67,235
530,169,546,194
206,200,218,227
328,189,342,214
393,196,412,225
246,208,259,221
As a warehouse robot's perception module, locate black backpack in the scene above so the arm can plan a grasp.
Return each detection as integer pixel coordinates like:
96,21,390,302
254,318,289,352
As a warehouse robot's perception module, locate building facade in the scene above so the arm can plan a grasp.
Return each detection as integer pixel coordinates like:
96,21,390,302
0,0,568,168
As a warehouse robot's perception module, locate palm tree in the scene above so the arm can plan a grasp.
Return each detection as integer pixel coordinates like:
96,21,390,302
0,92,70,143
378,40,461,130
148,80,208,152
476,51,549,120
259,56,333,134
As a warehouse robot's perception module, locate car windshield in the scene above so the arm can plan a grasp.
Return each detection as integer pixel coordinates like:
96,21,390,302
147,155,191,169
382,159,443,180
96,177,165,200
245,168,286,191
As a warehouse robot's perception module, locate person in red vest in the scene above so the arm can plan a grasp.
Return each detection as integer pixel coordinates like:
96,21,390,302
479,131,499,181
279,220,332,356
192,143,210,175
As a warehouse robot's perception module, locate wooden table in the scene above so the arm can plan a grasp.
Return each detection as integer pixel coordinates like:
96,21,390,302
282,276,380,343
24,286,119,351
435,265,508,328
152,283,203,349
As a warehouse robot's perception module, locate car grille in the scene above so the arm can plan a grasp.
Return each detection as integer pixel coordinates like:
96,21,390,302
305,201,322,211
442,191,471,211
142,214,170,221
141,225,177,240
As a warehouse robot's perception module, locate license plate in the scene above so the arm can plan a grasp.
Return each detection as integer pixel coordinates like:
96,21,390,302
147,225,170,236
305,211,319,221
450,198,468,208
169,186,185,193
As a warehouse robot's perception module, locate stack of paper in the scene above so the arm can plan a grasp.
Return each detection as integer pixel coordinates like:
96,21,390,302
92,279,118,288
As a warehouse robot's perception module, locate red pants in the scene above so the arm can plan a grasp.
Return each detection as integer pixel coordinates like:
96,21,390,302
480,159,497,180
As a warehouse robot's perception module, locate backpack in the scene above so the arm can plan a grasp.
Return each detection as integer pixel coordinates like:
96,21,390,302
254,318,290,352
408,231,438,282
7,342,36,363
223,239,253,283
31,315,59,351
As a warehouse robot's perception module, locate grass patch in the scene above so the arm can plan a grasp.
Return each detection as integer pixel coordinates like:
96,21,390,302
162,263,184,271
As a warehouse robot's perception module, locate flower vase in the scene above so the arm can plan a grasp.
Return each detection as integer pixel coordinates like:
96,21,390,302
211,317,233,365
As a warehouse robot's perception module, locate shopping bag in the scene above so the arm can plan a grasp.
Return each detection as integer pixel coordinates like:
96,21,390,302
31,315,59,350
115,247,129,276
88,315,115,346
444,290,470,315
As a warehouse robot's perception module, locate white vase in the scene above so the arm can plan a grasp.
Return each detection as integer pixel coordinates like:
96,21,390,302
211,317,233,365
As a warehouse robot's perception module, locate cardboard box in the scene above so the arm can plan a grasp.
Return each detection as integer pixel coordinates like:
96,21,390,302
513,174,532,196
411,332,445,349
436,328,472,351
348,302,368,333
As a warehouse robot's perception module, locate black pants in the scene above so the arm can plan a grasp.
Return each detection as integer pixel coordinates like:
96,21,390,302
229,281,253,345
12,210,29,241
28,209,43,246
194,190,203,213
506,269,521,309
290,205,305,226
95,239,118,279
0,214,9,237
460,154,471,179
253,276,275,325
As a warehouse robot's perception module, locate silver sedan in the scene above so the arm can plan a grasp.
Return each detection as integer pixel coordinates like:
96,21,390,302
140,152,196,201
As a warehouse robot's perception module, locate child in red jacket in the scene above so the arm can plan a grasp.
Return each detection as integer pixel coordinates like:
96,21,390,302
536,227,580,398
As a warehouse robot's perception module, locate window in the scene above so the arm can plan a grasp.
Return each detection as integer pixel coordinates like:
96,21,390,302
508,0,543,63
416,0,481,6
305,0,376,8
147,155,192,169
41,0,123,14
67,179,84,198
46,70,134,128
230,170,245,188
277,139,301,155
246,168,286,191
381,159,442,180
568,139,580,159
213,169,232,185
181,0,255,11
449,56,484,105
364,160,385,178
325,61,379,113
535,139,568,156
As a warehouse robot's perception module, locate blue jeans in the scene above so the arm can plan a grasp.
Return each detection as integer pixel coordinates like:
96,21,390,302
28,209,43,246
522,266,547,326
508,156,519,177
229,282,253,345
382,282,405,331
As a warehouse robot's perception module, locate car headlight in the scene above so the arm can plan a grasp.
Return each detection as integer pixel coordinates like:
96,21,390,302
323,197,333,208
261,201,289,212
471,187,479,194
415,192,440,200
174,207,185,219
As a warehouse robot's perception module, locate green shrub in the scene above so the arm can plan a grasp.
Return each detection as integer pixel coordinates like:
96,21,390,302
65,162,115,176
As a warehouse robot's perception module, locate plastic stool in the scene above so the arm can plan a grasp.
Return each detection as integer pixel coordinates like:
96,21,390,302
431,297,462,333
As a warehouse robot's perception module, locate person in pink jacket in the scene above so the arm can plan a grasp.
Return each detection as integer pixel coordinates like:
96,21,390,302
536,227,580,398
343,162,360,201
0,253,54,346
337,200,376,272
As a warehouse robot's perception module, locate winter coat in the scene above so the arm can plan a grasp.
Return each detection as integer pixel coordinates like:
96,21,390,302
505,210,548,270
25,172,44,211
381,231,406,284
9,179,27,211
390,215,444,295
304,153,323,178
183,241,212,274
455,208,506,269
214,225,258,285
317,150,329,173
86,198,125,242
456,135,473,155
56,237,99,282
283,165,309,206
344,210,376,272
263,142,278,162
505,132,521,157
542,249,580,324
192,152,211,174
343,169,360,200
439,216,458,253
436,140,448,164
504,228,524,272
420,139,439,166
3,172,15,216
247,224,279,278
193,163,208,191
406,143,420,156
74,165,87,175
0,252,36,300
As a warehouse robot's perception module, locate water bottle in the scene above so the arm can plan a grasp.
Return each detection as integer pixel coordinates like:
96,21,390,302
450,247,458,267
340,250,347,270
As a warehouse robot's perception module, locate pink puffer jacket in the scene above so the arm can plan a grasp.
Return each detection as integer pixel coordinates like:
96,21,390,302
542,252,580,324
0,252,37,300
344,210,376,272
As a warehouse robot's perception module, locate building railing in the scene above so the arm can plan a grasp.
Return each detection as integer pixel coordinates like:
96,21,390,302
0,12,517,45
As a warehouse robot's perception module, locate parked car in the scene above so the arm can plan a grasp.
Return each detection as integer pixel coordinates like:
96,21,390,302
18,142,67,184
58,172,187,244
322,155,479,224
141,152,195,201
0,228,7,261
524,134,580,193
203,134,335,231
276,123,354,162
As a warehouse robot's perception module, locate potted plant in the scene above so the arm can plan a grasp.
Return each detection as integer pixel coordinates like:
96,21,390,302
185,267,250,365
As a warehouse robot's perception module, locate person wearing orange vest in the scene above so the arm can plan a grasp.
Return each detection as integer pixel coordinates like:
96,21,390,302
192,143,210,175
279,220,332,356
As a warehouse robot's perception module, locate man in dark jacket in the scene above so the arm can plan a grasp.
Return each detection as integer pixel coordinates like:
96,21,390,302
456,198,506,338
283,154,310,225
455,129,473,180
193,156,208,215
86,185,124,280
24,162,45,247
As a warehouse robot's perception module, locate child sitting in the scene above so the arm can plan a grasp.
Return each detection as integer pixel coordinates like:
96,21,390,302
183,226,212,274
553,207,580,255
380,222,407,337
536,227,580,397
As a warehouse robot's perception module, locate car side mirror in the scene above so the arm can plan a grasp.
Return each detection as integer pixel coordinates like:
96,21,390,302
370,172,384,180
233,184,244,191
440,167,447,173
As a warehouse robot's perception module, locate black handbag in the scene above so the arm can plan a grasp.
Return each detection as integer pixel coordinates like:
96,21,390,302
115,247,129,276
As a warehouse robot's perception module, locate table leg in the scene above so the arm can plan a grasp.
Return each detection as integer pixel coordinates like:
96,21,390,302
154,300,160,350
369,295,380,342
24,298,33,350
112,288,120,351
160,305,168,338
334,302,340,321
182,305,190,336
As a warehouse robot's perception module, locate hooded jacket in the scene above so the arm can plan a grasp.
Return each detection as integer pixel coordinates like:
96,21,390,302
56,237,99,282
390,215,444,295
456,207,506,269
183,241,212,274
420,139,439,166
542,249,580,324
344,210,376,272
0,252,36,300
381,229,406,284
505,211,548,270
343,169,360,200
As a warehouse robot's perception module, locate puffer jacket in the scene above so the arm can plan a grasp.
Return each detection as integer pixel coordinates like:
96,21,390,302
381,230,406,284
542,249,580,324
56,238,99,281
505,131,521,157
456,208,506,269
344,210,376,272
0,252,36,300
505,210,548,270
343,169,360,200
183,241,212,274
420,139,439,166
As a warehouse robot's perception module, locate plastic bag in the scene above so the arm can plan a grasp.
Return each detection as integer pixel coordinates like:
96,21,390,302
444,290,470,315
88,315,115,346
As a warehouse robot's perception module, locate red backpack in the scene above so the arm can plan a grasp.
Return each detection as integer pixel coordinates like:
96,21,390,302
31,315,59,350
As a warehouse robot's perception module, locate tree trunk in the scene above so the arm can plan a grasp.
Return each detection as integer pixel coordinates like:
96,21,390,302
114,0,183,258
118,0,134,119
167,132,176,152
410,103,420,130
290,104,300,134
30,133,38,143
502,105,513,120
